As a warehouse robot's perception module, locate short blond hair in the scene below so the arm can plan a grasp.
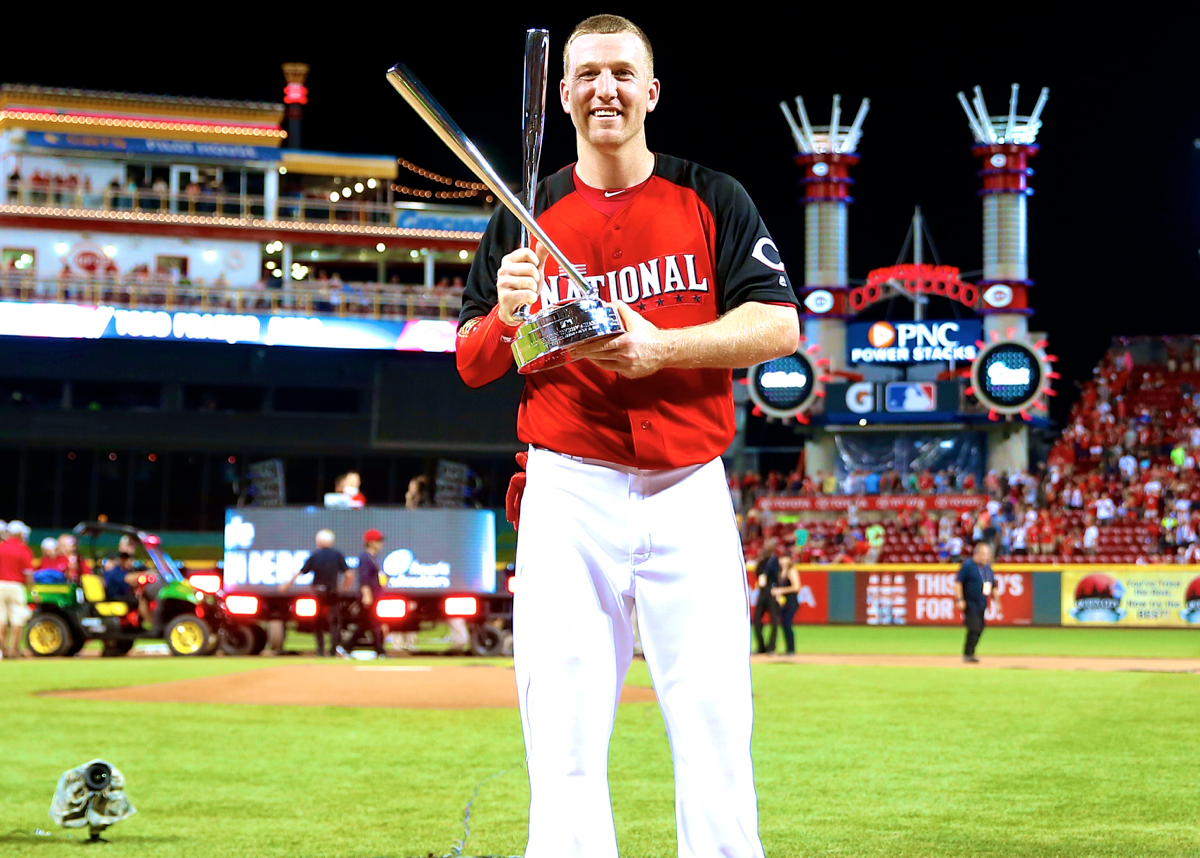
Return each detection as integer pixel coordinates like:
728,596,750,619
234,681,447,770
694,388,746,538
563,14,654,80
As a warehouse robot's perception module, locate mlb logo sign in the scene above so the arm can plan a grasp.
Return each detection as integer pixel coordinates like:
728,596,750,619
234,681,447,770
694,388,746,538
885,382,936,412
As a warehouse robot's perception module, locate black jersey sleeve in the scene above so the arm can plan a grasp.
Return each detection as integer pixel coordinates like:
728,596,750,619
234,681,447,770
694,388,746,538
460,205,522,327
705,173,800,314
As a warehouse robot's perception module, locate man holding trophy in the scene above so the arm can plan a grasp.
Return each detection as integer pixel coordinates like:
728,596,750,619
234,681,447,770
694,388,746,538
390,13,799,857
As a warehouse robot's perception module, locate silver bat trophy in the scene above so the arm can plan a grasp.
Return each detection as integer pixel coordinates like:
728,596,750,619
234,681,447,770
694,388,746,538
386,51,624,374
519,28,549,255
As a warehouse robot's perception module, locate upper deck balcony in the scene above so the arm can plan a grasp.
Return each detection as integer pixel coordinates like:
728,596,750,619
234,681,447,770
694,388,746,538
0,85,489,247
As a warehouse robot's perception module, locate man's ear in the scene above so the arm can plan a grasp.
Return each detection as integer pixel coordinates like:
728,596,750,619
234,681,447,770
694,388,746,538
560,78,571,113
646,78,661,113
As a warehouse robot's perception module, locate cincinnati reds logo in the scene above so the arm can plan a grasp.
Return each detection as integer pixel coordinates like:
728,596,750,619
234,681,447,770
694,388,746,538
751,237,786,273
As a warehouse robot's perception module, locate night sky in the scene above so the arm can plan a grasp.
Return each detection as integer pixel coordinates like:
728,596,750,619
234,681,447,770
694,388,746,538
4,12,1198,421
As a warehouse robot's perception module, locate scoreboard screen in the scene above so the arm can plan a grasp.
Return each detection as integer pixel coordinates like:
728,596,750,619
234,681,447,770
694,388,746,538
223,507,495,594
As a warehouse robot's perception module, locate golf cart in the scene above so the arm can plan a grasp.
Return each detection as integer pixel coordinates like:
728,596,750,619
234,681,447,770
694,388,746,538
24,522,229,657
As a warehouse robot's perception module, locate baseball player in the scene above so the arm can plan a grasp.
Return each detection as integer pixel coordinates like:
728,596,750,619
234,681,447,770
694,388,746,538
457,15,799,858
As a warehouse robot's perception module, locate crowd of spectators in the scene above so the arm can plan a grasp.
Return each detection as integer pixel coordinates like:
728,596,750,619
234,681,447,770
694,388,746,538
729,465,981,509
738,339,1200,566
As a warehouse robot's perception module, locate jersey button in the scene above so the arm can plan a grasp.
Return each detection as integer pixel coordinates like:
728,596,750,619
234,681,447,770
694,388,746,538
641,420,651,430
612,249,623,259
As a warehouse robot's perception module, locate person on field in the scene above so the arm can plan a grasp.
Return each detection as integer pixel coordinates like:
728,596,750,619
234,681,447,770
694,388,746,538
279,529,349,657
353,528,388,656
0,521,35,658
769,553,801,655
753,543,781,654
955,542,997,663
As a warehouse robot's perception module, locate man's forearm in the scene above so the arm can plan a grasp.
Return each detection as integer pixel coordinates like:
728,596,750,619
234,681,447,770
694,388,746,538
663,302,799,370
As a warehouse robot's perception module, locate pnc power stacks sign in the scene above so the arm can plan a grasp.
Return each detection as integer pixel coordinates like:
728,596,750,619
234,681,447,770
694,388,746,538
855,570,1032,626
1061,570,1200,627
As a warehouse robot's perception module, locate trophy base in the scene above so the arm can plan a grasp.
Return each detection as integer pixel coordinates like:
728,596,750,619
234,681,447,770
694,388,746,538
512,297,625,374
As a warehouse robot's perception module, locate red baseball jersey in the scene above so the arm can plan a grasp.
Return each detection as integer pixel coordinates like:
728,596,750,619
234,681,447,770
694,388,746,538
458,154,799,470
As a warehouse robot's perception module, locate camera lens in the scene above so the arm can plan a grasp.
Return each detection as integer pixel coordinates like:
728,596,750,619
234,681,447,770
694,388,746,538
83,762,112,791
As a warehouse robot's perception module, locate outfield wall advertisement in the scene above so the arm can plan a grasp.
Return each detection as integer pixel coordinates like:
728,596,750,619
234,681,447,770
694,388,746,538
854,570,1033,626
222,507,495,594
1061,569,1200,627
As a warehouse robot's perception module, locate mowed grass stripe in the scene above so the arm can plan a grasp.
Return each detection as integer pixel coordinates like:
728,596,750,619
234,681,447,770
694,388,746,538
0,629,1196,857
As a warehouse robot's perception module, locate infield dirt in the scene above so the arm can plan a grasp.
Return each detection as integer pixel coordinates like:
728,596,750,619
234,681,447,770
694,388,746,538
43,662,659,708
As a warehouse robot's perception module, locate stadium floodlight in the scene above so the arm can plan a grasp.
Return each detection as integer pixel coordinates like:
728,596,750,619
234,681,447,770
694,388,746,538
49,760,136,842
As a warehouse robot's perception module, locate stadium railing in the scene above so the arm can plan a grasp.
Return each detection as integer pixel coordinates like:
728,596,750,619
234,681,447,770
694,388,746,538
0,276,463,320
3,182,393,226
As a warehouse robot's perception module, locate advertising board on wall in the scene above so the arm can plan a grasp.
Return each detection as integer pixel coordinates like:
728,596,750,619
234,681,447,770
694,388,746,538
847,320,981,365
757,495,987,512
825,381,963,419
794,570,828,624
25,131,283,163
854,570,1033,626
222,507,495,594
1061,569,1200,627
0,301,457,352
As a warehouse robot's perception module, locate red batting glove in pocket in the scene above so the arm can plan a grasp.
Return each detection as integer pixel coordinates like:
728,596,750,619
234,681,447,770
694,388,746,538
506,451,529,531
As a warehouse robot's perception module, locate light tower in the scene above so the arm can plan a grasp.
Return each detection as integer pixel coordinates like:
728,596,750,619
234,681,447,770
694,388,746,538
779,94,869,372
956,84,1049,339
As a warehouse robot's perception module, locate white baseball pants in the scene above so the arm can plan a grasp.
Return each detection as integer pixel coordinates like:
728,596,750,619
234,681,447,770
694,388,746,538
514,447,763,858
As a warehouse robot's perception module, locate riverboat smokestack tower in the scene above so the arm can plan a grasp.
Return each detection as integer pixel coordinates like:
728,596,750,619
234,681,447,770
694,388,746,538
282,62,310,149
957,84,1048,339
780,94,869,372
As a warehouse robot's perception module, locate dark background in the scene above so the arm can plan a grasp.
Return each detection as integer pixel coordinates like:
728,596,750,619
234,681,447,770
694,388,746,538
3,11,1199,410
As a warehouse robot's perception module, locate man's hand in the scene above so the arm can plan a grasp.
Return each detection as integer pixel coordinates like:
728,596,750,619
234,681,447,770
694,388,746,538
574,301,673,378
497,245,548,326
277,581,290,593
955,598,966,612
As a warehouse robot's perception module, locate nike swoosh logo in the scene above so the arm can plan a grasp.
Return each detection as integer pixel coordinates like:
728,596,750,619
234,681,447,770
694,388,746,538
603,189,626,198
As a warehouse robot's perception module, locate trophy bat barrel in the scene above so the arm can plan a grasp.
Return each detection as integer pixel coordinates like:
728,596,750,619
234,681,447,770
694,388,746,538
521,28,549,249
385,62,593,298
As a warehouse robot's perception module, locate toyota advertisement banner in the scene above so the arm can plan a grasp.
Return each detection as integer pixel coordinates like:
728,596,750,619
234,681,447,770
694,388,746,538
223,507,496,594
757,495,987,512
855,570,1033,626
1061,569,1200,627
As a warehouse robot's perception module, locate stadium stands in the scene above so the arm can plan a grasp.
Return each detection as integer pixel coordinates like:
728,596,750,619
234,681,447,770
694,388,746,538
741,337,1200,565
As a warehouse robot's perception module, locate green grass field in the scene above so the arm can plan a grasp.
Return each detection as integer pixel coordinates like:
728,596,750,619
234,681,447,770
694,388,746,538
2,627,1198,857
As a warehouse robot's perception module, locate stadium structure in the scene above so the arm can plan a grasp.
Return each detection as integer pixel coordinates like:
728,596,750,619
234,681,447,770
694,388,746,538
0,73,526,531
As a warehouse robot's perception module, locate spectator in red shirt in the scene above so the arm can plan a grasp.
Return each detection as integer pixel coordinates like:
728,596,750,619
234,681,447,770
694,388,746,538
1039,517,1057,556
917,470,935,493
56,533,90,582
334,471,367,508
36,537,60,570
0,520,36,658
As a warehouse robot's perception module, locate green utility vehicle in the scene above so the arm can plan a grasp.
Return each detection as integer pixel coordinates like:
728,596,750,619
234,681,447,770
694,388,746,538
24,522,229,657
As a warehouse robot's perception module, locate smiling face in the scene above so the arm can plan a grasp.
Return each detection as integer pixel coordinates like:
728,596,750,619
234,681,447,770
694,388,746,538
561,32,659,155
